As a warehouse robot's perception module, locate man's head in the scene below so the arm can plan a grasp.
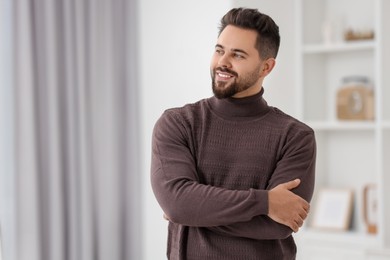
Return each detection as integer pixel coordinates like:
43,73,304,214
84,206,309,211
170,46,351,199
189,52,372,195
211,8,280,99
219,8,280,60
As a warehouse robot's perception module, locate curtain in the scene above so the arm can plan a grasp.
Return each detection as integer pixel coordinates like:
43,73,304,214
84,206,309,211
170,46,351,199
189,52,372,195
0,0,14,259
11,0,141,259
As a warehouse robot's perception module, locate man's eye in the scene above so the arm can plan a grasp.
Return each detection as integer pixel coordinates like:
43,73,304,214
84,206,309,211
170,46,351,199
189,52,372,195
215,49,224,54
234,53,244,59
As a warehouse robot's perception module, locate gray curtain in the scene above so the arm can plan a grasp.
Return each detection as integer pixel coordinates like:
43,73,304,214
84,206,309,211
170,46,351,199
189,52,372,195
11,0,141,260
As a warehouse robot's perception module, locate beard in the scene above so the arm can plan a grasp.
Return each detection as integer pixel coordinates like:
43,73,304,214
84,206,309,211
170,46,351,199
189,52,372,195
211,65,261,99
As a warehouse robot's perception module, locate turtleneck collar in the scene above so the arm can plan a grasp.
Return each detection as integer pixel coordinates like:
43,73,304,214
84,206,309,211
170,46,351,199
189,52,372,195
207,87,270,119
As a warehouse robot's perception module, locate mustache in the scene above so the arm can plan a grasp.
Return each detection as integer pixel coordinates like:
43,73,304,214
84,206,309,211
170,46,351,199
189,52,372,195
214,67,238,77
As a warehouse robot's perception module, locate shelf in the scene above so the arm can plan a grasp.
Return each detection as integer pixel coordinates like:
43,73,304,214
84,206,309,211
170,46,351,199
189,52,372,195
303,40,376,54
306,121,376,131
295,229,379,248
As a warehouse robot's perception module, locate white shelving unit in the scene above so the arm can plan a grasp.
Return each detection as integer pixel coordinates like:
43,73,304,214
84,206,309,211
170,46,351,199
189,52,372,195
295,0,390,259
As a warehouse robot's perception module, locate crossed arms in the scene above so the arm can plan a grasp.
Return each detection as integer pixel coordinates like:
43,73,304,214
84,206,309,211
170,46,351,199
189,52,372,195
151,111,316,240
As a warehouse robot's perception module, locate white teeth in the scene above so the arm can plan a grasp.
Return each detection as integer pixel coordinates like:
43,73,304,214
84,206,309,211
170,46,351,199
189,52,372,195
218,73,231,78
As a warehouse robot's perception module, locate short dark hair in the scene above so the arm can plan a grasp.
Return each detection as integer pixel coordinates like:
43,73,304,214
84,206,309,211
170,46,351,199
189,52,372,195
218,8,280,59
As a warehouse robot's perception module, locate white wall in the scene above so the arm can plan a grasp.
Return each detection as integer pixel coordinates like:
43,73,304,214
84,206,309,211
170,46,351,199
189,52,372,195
138,1,296,259
139,2,231,259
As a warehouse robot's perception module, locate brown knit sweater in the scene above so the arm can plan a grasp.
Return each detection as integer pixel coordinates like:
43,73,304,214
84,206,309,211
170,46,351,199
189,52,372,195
151,89,316,260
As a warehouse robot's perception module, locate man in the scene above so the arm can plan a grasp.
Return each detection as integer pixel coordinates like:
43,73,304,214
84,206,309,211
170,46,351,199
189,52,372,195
151,7,316,260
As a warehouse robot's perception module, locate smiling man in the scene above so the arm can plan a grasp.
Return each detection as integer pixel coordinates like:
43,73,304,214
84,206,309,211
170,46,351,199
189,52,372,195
151,8,316,260
211,26,272,99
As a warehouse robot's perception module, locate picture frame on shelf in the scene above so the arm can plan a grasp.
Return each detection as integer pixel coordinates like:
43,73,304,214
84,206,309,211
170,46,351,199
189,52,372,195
311,188,354,231
363,183,378,234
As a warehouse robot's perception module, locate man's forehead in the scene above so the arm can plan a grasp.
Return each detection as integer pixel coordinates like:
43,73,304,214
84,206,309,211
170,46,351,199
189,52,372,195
217,25,258,53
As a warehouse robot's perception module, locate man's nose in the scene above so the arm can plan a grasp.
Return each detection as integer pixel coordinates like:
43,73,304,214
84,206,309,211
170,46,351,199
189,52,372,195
217,54,232,68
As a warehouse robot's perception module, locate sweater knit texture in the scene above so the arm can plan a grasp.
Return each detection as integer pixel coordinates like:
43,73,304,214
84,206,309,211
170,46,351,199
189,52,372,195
151,89,316,260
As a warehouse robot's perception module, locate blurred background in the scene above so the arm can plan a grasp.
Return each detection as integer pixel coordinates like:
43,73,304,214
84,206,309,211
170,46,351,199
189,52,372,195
1,0,390,260
4,1,228,260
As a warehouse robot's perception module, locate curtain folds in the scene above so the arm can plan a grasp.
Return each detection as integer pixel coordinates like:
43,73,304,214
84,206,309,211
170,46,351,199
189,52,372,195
12,0,141,260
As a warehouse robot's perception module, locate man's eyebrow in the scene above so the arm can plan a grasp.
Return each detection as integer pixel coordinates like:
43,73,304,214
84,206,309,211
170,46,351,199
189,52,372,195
232,48,249,56
215,44,249,56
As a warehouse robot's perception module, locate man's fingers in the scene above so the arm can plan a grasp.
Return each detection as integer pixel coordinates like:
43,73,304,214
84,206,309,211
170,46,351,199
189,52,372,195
304,202,310,212
290,217,304,232
298,210,308,221
282,178,301,190
296,216,304,227
291,222,299,233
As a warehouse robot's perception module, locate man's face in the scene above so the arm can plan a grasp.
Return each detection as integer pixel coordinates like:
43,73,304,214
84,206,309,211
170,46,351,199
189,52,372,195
210,25,264,99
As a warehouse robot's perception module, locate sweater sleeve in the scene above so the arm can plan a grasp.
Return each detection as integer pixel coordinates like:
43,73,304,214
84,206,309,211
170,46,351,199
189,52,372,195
151,111,268,227
208,129,316,240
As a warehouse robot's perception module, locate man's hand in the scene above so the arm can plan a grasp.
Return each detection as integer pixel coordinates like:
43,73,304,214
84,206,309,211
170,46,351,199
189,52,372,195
268,179,309,232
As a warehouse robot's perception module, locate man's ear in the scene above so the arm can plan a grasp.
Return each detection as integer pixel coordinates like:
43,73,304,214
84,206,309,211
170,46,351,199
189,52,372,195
260,58,276,77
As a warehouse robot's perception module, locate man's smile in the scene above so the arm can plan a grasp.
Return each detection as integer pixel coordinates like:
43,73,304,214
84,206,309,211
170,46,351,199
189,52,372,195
215,70,236,82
